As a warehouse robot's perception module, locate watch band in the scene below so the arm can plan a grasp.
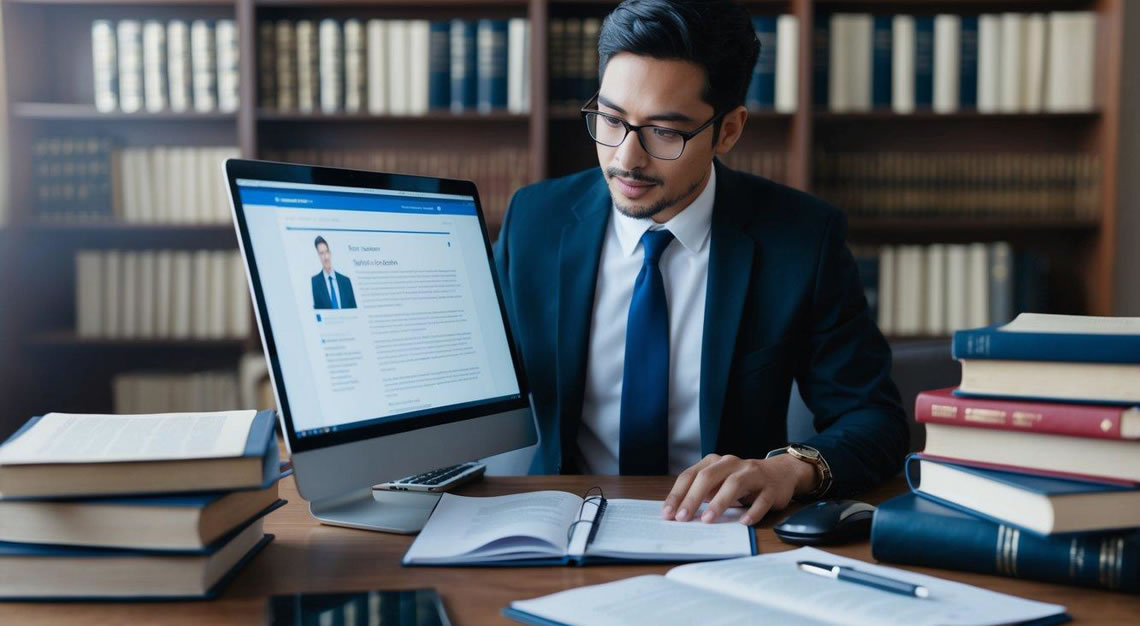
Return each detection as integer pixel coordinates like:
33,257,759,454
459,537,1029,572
766,444,833,501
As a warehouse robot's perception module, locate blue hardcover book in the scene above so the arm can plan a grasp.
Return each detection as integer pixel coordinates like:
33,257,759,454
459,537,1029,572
913,16,934,109
476,19,508,113
812,14,829,109
0,410,279,498
0,503,277,600
428,21,451,111
951,313,1140,364
871,15,893,109
747,16,777,110
872,493,1140,593
449,20,477,113
906,455,1140,536
959,16,979,109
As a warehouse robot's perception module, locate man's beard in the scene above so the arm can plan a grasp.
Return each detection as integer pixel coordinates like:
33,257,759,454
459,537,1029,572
606,167,703,220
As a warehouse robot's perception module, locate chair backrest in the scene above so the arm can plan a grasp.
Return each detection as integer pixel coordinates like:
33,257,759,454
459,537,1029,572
786,339,960,452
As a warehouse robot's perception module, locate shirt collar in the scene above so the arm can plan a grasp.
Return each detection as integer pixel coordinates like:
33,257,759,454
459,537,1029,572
323,269,335,279
612,163,716,257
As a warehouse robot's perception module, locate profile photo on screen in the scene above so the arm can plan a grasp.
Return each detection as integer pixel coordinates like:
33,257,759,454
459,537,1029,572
311,235,357,310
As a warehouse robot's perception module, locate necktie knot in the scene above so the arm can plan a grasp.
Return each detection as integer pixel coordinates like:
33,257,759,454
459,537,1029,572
640,229,675,266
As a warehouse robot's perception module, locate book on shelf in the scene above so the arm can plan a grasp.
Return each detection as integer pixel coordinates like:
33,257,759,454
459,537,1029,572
548,17,607,109
449,20,476,114
872,493,1139,594
429,21,451,112
92,20,118,113
0,517,274,600
507,18,531,115
476,19,508,114
1046,12,1097,113
906,455,1140,536
890,15,913,113
0,474,285,550
74,248,251,341
748,16,777,111
505,546,1067,626
216,20,239,113
952,313,1140,364
408,21,430,115
142,21,167,113
774,15,798,113
318,19,343,114
296,20,317,113
258,22,276,110
117,145,239,224
116,20,144,114
343,19,365,113
932,14,959,113
168,20,192,113
0,410,278,499
190,20,217,113
32,136,114,222
275,20,296,111
403,489,755,566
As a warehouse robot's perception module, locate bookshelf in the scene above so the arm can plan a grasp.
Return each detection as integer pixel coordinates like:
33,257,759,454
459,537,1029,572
0,0,1125,434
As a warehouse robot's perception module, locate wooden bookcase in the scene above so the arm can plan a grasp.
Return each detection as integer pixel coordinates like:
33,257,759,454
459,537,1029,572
0,0,1125,434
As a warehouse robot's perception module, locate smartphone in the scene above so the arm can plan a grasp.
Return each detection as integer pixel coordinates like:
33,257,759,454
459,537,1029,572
266,589,451,626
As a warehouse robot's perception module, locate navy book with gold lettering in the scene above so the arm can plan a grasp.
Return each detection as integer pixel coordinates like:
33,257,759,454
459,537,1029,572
871,493,1139,593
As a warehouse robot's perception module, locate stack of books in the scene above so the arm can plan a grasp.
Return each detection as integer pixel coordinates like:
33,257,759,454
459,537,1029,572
871,313,1140,593
0,410,285,599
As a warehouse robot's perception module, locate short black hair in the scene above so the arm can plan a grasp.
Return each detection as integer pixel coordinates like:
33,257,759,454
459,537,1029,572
598,0,759,121
314,236,328,250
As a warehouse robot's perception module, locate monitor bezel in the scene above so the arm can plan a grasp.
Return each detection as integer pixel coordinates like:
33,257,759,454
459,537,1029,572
226,158,531,455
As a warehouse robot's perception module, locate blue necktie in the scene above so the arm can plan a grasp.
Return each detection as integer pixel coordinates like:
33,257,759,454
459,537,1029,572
328,275,339,309
619,229,675,475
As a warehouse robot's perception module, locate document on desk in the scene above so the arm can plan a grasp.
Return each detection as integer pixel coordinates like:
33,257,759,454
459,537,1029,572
505,547,1069,626
402,490,756,566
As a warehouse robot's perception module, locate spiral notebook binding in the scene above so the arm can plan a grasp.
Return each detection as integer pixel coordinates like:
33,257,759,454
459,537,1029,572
566,486,608,546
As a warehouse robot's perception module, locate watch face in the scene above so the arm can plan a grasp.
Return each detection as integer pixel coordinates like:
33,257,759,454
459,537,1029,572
791,445,819,460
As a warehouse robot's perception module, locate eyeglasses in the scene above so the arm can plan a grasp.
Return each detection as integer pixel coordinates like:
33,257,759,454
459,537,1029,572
580,91,725,161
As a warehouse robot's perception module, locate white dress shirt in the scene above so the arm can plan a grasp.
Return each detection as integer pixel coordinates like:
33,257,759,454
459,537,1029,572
578,165,716,475
323,269,342,308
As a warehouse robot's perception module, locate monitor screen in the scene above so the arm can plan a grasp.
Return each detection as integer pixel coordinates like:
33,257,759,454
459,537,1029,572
234,176,523,447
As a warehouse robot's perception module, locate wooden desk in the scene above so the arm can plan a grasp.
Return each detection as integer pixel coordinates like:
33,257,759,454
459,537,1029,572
3,476,1138,625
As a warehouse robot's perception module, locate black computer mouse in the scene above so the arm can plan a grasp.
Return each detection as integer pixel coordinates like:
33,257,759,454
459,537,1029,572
773,499,876,546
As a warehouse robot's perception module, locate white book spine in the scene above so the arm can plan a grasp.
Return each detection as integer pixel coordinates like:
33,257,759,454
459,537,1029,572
216,20,240,113
945,245,969,332
896,246,925,336
344,19,365,113
167,21,191,113
230,253,251,339
191,250,211,339
142,21,167,112
933,15,960,113
116,21,143,113
172,251,193,338
967,242,990,328
1022,14,1047,113
876,246,896,335
275,21,296,111
103,250,122,337
848,14,872,112
828,14,850,112
92,21,118,112
1045,12,1096,112
999,13,1024,113
976,14,1002,113
319,19,343,114
925,244,947,335
408,21,430,115
138,250,156,338
387,21,409,115
775,15,799,113
366,20,387,114
155,251,173,337
507,18,527,114
296,20,317,112
75,251,103,338
121,252,138,338
190,20,217,112
209,251,228,338
891,16,915,114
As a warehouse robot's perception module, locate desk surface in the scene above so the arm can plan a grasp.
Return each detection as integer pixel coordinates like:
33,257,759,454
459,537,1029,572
3,475,1138,625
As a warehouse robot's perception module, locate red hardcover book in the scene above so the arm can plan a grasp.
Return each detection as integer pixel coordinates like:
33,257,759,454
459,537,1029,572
915,387,1140,441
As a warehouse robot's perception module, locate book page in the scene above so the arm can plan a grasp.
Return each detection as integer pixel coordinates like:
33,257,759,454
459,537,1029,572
0,411,257,465
666,547,1065,626
585,499,752,560
1002,313,1140,334
510,575,831,626
403,491,581,563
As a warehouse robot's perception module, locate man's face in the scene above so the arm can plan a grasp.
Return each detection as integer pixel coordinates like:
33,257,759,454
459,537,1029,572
317,243,332,272
595,53,719,222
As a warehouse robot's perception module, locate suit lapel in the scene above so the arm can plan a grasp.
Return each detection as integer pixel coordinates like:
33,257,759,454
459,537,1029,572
699,162,756,454
556,176,610,470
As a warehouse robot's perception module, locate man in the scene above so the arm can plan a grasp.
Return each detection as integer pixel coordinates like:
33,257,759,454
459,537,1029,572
494,0,908,526
311,235,357,310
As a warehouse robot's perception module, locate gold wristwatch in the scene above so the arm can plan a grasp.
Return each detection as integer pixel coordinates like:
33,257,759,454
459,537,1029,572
766,444,833,501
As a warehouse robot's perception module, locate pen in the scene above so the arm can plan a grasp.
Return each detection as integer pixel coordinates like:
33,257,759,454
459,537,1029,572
797,561,930,599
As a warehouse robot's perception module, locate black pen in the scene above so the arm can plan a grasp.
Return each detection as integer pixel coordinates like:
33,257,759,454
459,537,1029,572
797,561,930,599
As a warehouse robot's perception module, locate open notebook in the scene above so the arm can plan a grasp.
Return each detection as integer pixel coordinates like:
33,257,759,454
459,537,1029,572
402,488,757,566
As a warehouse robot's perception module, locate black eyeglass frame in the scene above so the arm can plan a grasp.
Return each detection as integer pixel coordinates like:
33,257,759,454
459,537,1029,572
579,90,727,161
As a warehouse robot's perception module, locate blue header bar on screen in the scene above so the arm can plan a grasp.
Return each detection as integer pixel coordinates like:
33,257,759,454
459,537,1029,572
238,187,478,216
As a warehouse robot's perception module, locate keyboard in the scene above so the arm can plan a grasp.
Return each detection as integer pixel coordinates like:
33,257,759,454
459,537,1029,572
374,462,486,493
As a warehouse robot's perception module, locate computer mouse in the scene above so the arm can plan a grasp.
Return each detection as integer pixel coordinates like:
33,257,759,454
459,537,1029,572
773,499,876,546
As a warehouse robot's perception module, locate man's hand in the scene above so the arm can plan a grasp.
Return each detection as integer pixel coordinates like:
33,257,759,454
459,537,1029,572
662,453,818,526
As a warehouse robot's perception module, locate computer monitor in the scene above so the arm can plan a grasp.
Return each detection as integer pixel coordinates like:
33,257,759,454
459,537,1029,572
225,159,536,533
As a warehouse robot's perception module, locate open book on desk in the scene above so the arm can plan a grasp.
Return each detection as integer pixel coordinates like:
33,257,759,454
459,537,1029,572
402,488,757,566
505,547,1070,626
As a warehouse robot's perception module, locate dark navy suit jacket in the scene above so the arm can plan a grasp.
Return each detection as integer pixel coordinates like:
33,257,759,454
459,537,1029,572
311,271,357,309
493,160,908,496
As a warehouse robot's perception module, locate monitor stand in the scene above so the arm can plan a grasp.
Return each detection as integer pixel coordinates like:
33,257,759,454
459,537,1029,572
309,488,443,534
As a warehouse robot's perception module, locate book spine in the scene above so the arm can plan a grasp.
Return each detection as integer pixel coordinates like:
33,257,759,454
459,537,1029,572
959,16,978,109
871,495,1140,593
318,19,343,114
581,18,600,104
477,20,508,113
92,21,119,112
366,20,386,114
870,15,892,110
429,21,451,111
748,16,777,110
1023,14,1046,113
563,18,582,106
258,22,277,110
142,21,167,112
408,21,430,115
932,14,960,113
216,20,239,113
913,16,934,110
275,21,296,111
977,14,1001,113
988,242,1013,326
167,21,191,112
190,20,216,113
891,16,914,114
812,14,829,109
450,20,476,113
774,15,798,113
916,390,1140,440
117,20,143,113
951,326,1140,364
343,19,365,113
295,20,317,113
999,13,1023,113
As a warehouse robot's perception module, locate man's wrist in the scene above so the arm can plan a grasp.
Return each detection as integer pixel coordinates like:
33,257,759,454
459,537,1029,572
768,452,818,495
